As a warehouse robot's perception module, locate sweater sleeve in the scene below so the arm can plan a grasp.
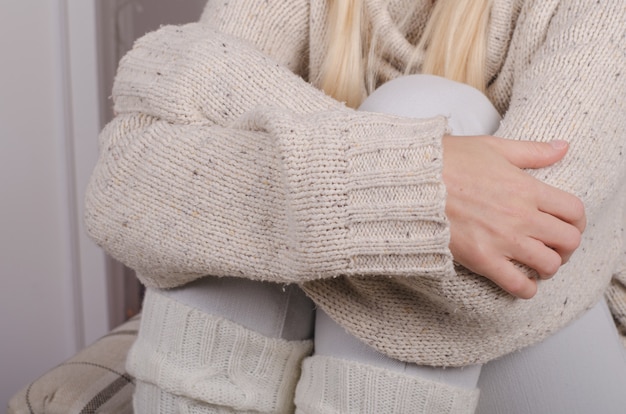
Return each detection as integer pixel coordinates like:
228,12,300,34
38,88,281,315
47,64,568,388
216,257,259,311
198,0,312,77
84,16,452,288
495,0,625,225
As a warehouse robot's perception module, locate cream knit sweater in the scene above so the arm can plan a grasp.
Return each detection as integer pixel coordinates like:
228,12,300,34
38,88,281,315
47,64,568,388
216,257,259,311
85,0,626,367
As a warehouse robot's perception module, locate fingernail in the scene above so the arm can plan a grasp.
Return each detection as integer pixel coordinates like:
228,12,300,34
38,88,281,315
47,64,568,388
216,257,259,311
550,140,568,150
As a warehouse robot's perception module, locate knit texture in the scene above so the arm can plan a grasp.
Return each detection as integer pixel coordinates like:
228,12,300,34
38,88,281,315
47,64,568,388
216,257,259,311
85,0,626,366
294,356,479,413
134,381,248,414
126,289,313,413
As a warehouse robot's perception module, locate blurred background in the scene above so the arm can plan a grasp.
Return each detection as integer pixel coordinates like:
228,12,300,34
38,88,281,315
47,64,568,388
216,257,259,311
0,0,206,408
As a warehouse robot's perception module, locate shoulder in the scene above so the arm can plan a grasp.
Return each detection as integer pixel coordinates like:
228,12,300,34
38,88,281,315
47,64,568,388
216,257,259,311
199,0,314,75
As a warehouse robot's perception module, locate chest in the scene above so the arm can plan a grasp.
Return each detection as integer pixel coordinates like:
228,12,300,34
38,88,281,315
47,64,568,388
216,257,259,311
308,0,556,114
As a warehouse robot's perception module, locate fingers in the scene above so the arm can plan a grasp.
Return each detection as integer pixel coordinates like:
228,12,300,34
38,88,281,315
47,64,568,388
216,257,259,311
531,210,583,264
443,135,587,300
537,182,587,233
468,240,555,299
479,258,538,299
510,236,563,280
491,138,570,169
491,137,587,232
493,136,587,253
478,227,568,299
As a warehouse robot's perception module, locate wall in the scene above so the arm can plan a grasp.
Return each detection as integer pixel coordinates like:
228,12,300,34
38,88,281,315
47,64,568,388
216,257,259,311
98,0,208,123
132,0,207,35
0,0,207,408
0,0,107,409
97,0,208,327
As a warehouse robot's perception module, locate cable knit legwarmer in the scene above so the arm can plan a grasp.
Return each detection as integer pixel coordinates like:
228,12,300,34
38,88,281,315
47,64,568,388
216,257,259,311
134,381,245,414
294,356,479,414
127,289,313,413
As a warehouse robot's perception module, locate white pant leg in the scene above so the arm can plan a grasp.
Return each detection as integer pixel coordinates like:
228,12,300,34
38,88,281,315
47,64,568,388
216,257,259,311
161,276,315,340
476,297,626,414
358,74,501,136
310,74,499,392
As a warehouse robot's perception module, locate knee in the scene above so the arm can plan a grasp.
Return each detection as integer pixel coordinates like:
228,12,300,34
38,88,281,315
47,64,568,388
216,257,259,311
359,74,501,136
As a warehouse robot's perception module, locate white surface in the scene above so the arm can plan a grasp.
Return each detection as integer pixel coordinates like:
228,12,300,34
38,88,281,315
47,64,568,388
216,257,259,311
0,0,108,408
0,0,207,407
360,74,501,135
66,0,110,348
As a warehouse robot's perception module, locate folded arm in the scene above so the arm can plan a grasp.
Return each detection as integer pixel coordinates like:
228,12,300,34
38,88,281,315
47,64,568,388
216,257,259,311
85,21,453,288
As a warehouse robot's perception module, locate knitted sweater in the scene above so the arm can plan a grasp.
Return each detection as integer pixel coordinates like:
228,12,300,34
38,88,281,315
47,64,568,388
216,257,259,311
85,0,626,366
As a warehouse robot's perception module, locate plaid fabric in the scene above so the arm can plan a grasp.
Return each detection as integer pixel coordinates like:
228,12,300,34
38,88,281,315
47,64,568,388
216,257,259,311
8,316,140,414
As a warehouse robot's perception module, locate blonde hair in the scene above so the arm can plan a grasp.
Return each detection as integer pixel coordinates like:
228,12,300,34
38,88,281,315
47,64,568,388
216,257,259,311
319,1,367,108
319,0,493,108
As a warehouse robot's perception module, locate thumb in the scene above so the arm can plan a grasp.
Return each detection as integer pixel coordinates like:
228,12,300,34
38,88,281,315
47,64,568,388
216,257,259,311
496,139,569,169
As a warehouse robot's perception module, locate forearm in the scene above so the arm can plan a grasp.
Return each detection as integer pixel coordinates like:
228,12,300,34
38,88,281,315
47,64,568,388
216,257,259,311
86,108,452,288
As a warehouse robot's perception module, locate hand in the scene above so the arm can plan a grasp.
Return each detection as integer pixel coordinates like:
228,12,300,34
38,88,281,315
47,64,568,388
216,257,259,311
442,135,586,299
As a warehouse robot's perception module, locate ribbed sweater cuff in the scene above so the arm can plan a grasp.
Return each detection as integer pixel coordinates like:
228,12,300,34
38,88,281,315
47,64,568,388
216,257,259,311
295,356,479,414
246,108,452,280
127,289,313,413
342,113,452,277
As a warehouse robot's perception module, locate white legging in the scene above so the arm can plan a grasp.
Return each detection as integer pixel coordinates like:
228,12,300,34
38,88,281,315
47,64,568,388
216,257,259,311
159,75,626,413
162,277,626,413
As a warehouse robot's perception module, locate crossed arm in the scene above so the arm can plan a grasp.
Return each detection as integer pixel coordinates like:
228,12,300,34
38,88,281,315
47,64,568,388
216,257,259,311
85,1,623,302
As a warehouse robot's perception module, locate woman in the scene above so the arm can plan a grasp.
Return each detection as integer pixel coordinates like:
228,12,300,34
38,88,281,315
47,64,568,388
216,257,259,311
85,0,626,412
